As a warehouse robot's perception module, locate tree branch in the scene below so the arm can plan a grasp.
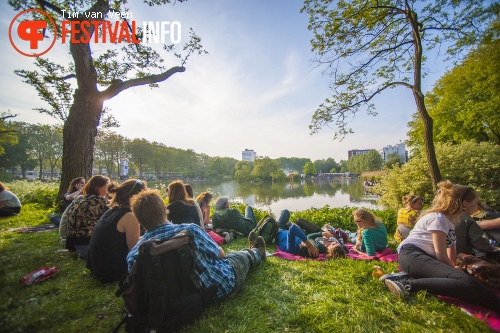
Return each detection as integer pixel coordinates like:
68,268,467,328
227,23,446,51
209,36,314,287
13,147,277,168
100,66,186,100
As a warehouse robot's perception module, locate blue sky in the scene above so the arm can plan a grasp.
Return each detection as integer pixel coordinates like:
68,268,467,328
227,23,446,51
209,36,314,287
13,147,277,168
0,0,451,162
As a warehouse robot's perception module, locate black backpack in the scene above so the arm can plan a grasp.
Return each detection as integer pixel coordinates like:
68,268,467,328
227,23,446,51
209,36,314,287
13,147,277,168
254,215,279,246
114,230,216,333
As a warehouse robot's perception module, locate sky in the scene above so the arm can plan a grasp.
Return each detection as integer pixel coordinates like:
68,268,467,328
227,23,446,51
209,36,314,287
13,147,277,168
0,0,453,162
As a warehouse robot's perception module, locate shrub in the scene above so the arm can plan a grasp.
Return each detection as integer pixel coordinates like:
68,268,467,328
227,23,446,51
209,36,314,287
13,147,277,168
376,141,500,210
4,180,59,208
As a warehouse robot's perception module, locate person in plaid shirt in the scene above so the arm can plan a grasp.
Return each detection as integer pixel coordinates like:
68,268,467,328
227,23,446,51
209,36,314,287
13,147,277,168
127,189,266,300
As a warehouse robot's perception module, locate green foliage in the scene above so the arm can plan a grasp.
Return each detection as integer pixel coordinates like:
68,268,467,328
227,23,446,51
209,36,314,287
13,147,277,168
408,29,500,147
377,141,500,211
5,181,59,208
0,112,18,156
252,157,284,182
302,161,317,176
276,157,311,174
347,150,383,174
1,204,488,332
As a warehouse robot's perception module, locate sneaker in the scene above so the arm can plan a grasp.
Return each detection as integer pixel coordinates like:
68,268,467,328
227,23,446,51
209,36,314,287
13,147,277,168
379,272,411,283
248,231,257,248
224,232,234,244
254,236,267,261
384,279,410,298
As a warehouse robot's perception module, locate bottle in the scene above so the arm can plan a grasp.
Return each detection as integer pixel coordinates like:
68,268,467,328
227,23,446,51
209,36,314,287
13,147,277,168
372,265,384,279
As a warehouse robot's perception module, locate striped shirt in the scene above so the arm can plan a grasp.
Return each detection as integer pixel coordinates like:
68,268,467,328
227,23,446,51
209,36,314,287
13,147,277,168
126,222,235,300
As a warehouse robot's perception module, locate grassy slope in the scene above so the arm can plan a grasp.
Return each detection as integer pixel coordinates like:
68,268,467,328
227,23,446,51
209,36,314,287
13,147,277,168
0,204,491,333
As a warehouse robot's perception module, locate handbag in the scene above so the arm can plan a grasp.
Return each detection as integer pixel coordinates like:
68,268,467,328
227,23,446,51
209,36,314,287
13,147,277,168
457,253,500,289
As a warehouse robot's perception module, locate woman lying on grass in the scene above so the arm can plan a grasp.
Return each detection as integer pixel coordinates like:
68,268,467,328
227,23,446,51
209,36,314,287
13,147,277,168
384,180,500,312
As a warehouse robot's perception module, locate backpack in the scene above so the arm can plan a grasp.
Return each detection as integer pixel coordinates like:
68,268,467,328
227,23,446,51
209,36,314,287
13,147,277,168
114,230,216,333
254,215,279,245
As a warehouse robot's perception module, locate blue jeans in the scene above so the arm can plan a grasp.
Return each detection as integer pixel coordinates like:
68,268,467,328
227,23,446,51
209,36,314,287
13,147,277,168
225,248,263,295
245,206,256,226
399,244,500,312
278,209,290,229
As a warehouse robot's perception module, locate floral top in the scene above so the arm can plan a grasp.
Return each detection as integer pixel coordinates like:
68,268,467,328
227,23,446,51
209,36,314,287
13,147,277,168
66,194,109,238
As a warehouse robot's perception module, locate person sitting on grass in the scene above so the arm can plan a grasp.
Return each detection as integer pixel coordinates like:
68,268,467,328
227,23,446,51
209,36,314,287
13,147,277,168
63,177,85,208
394,194,423,242
383,181,500,313
86,179,147,283
126,189,267,301
64,175,110,256
455,210,499,260
351,209,388,256
0,182,21,217
211,196,257,236
166,180,202,227
196,191,213,228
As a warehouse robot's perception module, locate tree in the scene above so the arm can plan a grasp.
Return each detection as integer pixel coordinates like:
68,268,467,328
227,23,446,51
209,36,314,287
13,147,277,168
252,157,283,182
302,0,498,191
234,161,254,182
10,0,207,198
302,161,317,176
314,158,339,174
95,130,128,179
126,138,154,178
44,125,63,178
408,26,500,147
0,122,37,177
0,112,18,155
27,124,57,179
384,152,402,169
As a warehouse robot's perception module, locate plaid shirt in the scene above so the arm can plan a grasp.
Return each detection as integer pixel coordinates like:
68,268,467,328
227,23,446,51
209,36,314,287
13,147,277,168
127,222,235,300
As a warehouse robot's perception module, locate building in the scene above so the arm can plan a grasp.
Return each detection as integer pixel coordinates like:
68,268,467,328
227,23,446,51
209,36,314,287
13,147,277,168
347,149,374,159
242,149,256,162
379,143,407,162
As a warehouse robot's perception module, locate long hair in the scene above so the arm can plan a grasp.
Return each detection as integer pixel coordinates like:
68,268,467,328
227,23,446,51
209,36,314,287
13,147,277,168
353,209,378,228
0,182,6,192
326,243,346,259
167,180,194,205
83,175,109,196
196,191,213,209
422,180,478,218
67,177,85,193
108,179,147,208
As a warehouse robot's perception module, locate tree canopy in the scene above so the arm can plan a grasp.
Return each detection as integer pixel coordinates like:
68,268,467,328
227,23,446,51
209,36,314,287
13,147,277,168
408,24,500,147
301,0,498,190
9,0,207,198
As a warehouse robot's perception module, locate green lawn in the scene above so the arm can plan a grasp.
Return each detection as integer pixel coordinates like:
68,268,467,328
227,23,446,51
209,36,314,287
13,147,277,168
0,204,492,332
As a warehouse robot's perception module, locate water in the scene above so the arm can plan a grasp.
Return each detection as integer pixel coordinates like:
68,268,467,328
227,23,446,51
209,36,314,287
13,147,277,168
188,179,381,217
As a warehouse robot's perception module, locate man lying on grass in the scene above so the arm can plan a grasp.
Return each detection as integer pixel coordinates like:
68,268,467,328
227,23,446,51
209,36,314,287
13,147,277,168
127,189,267,300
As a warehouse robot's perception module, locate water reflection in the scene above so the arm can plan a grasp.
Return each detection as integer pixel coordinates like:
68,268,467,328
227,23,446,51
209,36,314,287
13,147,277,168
190,179,381,217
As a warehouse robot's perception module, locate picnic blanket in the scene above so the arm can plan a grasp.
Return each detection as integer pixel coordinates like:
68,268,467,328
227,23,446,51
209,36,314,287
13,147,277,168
439,294,500,332
344,244,398,262
4,224,57,234
272,243,398,262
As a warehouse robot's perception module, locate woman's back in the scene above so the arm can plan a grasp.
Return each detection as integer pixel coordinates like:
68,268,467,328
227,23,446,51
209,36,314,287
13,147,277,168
167,200,201,226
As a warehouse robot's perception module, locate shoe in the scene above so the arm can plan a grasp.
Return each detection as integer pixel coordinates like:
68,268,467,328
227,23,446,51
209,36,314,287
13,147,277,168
379,272,411,283
224,232,234,244
248,231,257,248
254,236,267,261
384,279,410,298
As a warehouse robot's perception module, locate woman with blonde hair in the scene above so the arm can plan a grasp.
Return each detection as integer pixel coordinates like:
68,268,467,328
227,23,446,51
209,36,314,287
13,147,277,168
384,180,500,312
352,209,388,256
394,194,423,242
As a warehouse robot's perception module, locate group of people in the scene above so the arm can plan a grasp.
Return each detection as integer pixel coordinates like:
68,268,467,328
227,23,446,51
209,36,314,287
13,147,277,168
4,176,500,314
383,180,500,313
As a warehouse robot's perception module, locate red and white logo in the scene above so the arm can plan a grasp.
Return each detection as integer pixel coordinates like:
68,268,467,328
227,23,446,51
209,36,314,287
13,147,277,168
9,9,57,57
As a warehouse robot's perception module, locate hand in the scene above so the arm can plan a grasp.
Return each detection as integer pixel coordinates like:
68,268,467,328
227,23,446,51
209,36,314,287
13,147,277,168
308,245,319,258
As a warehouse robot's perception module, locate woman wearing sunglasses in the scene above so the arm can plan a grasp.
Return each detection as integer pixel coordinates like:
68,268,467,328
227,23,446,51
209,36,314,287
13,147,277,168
86,178,147,283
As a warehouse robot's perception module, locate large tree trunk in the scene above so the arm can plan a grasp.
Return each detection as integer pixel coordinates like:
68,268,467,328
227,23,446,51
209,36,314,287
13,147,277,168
58,37,102,200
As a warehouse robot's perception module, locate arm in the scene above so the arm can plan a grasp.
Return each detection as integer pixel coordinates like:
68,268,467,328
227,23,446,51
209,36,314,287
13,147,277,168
64,190,82,202
478,217,500,229
218,246,225,258
117,212,141,250
432,231,453,266
447,244,457,267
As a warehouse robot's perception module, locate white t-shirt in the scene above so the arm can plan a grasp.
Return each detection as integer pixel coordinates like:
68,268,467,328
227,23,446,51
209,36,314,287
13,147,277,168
398,212,456,258
0,190,21,208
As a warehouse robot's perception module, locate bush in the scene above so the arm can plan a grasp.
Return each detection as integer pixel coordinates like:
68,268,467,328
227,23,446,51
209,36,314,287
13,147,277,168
376,141,500,210
4,180,59,208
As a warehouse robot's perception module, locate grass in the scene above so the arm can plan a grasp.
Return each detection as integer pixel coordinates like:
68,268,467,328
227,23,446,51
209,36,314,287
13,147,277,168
0,204,493,333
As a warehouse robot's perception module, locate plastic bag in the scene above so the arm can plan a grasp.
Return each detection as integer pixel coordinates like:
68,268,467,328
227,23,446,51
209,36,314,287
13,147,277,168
20,266,60,286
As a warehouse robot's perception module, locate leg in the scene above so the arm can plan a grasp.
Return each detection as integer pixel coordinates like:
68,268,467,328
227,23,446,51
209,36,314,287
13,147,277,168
399,245,500,311
296,218,322,234
245,206,257,227
225,248,262,294
278,209,290,230
397,224,412,239
287,224,308,255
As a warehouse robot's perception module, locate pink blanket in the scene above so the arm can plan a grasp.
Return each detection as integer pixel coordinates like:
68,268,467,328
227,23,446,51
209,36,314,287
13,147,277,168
272,243,398,262
439,295,500,332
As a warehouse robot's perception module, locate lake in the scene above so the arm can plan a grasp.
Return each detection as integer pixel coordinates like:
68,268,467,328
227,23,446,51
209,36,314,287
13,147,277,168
188,179,381,217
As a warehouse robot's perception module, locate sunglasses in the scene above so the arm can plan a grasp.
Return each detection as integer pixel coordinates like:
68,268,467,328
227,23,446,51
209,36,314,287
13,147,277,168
128,179,143,197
